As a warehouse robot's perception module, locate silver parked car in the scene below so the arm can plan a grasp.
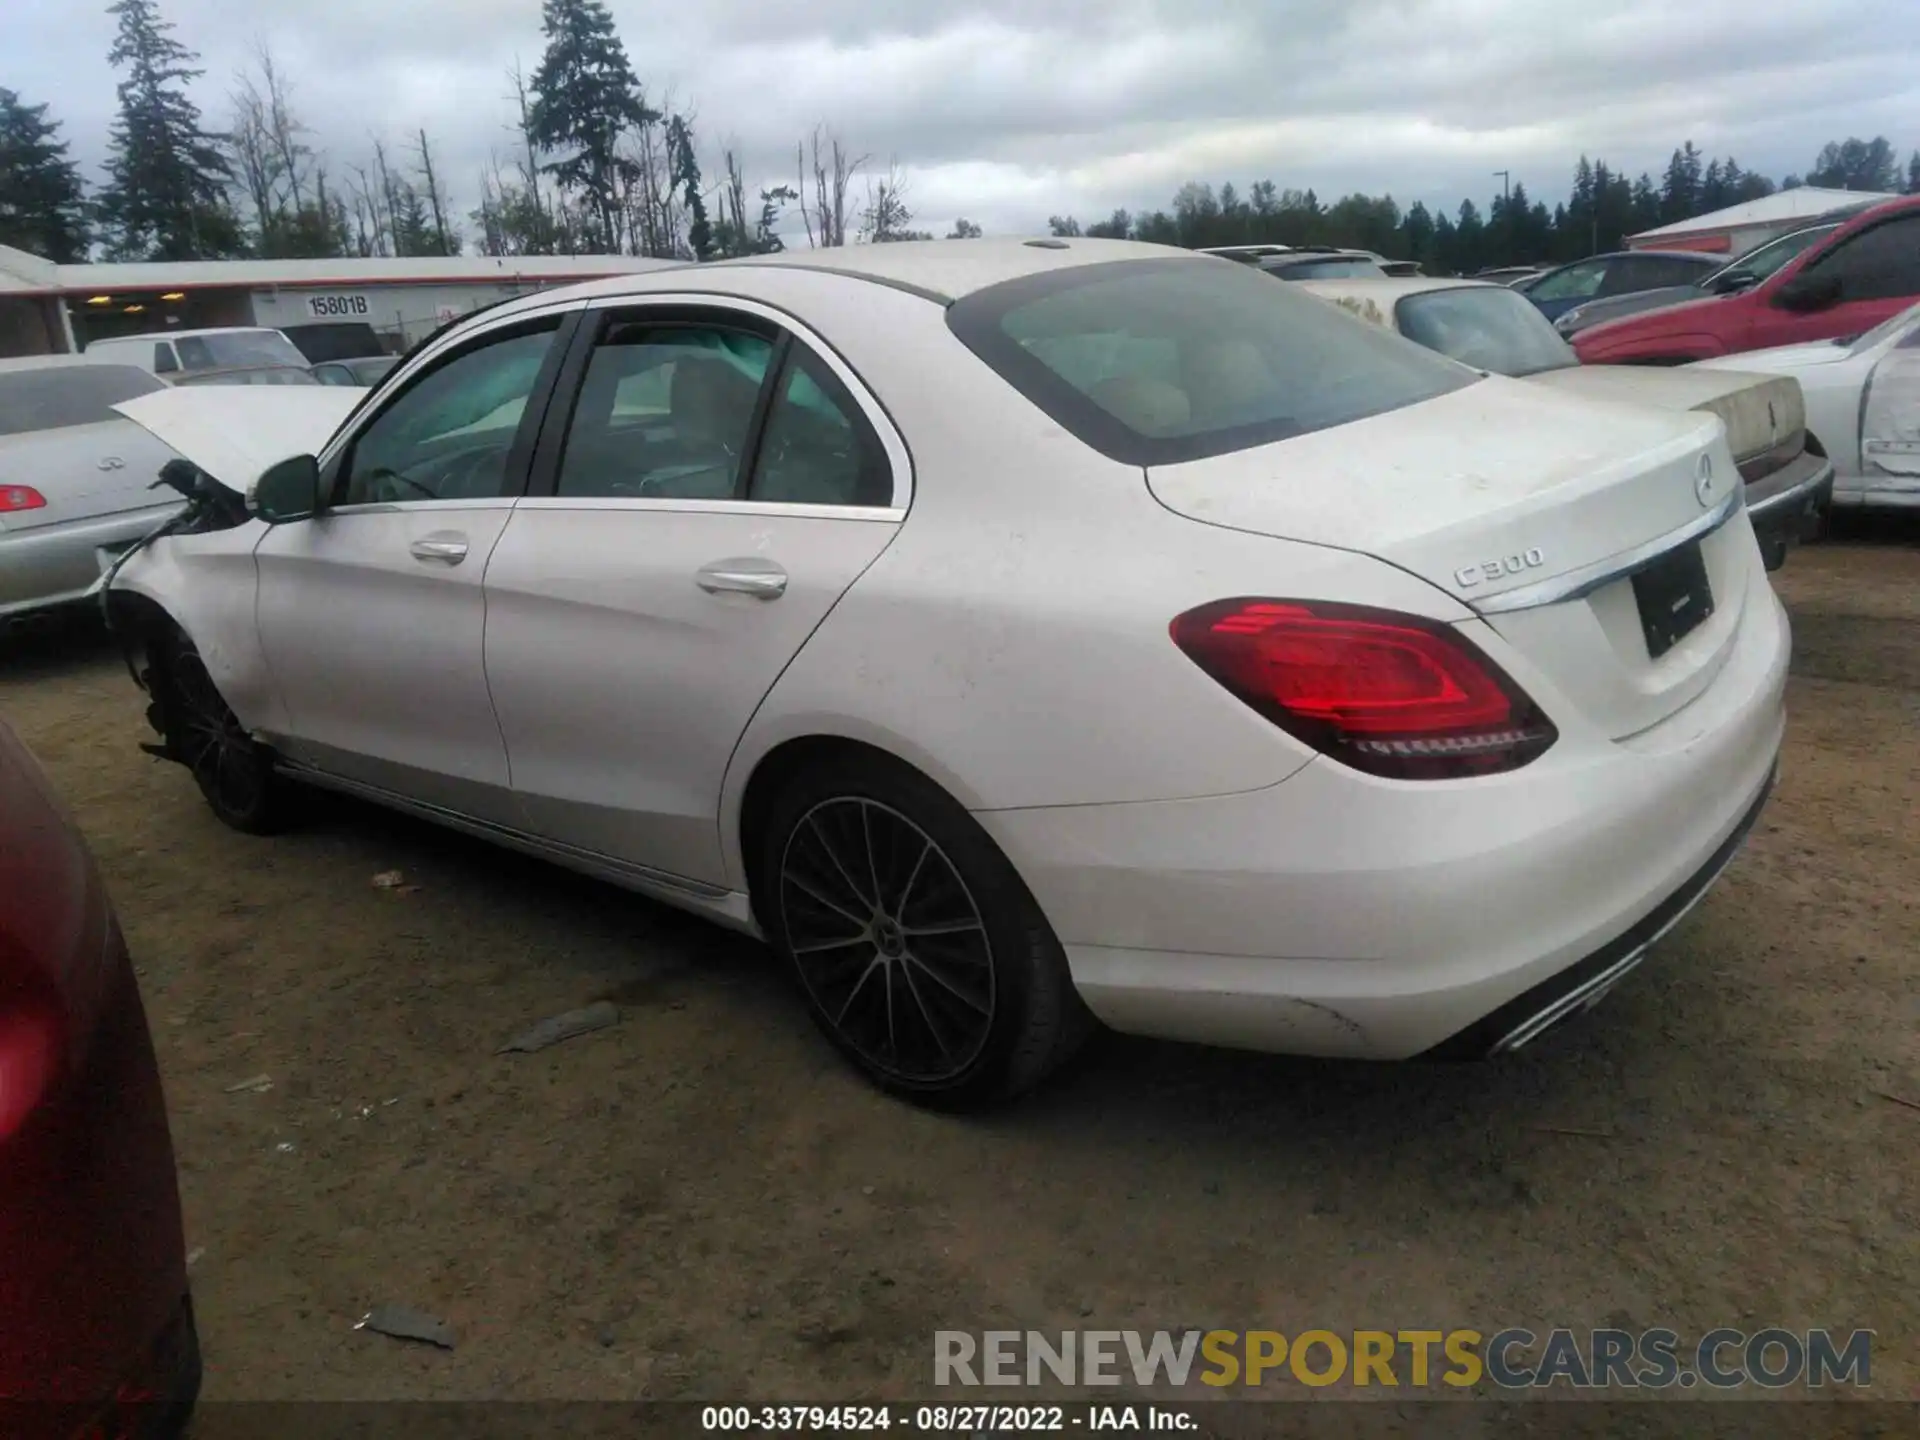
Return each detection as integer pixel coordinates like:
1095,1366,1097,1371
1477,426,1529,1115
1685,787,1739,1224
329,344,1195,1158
0,357,183,628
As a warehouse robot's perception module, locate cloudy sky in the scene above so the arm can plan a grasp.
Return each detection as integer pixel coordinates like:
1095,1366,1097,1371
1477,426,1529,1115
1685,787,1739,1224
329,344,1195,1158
7,0,1919,239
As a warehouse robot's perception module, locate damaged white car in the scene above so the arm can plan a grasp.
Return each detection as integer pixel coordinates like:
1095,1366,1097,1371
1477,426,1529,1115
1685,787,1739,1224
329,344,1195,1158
1690,300,1920,514
1300,277,1835,569
98,241,1788,1107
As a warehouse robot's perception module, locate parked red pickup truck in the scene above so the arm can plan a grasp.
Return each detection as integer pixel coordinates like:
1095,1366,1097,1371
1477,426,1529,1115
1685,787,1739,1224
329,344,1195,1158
1574,194,1920,366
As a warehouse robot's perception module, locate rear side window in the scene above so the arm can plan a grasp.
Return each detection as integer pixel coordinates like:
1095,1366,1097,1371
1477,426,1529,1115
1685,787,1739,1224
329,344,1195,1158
947,257,1476,466
0,366,165,436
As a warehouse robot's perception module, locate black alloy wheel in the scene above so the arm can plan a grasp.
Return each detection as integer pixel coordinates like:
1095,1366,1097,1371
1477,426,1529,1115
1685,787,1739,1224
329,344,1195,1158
759,753,1092,1107
160,631,289,834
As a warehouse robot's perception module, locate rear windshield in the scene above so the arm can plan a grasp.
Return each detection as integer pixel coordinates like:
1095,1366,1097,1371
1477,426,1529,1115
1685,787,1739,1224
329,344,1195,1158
1264,257,1387,280
173,331,309,371
0,365,165,436
946,257,1476,466
1395,286,1578,377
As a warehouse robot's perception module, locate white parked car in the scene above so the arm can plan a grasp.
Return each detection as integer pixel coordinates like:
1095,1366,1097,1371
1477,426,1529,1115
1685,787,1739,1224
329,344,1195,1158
100,240,1787,1106
1298,276,1834,569
84,326,311,380
0,356,184,629
1691,301,1920,513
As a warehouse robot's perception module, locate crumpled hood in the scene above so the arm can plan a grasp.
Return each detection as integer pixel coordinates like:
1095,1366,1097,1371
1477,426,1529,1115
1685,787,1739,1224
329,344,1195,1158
111,386,366,496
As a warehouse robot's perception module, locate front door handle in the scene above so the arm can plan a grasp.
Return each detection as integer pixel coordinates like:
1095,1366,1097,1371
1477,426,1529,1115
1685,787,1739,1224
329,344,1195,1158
410,533,469,565
696,558,788,599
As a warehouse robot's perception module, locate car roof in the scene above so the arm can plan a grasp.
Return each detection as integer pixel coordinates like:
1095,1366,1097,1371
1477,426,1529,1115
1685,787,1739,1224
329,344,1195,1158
91,326,285,343
539,237,1204,309
0,353,102,373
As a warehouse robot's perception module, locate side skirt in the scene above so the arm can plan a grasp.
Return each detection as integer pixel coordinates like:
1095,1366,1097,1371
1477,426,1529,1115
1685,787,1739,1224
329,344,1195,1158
273,759,764,939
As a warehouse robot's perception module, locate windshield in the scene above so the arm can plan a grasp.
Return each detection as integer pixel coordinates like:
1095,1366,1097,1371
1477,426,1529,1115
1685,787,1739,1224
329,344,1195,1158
0,365,165,436
1702,225,1838,288
172,330,310,371
946,256,1476,466
1844,300,1920,355
1395,286,1578,377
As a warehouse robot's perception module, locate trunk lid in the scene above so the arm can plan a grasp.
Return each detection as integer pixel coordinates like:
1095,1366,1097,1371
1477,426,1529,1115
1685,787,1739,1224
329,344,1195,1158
1147,376,1757,740
0,418,182,532
1528,364,1804,465
110,385,364,496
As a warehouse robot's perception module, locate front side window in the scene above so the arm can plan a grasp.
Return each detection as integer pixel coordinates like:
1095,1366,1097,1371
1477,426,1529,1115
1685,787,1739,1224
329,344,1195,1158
1397,287,1578,377
338,321,560,506
1527,259,1609,302
1800,215,1920,302
749,349,893,506
0,365,165,436
947,257,1475,466
555,322,774,500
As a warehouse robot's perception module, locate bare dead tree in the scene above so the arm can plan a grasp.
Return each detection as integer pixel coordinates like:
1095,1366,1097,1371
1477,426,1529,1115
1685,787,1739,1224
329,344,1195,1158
227,74,278,240
346,164,384,255
794,128,861,247
255,43,310,211
413,129,454,254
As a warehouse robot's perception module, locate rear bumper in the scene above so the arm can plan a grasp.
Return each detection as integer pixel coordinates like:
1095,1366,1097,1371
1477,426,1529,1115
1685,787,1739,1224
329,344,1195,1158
0,505,182,622
978,567,1789,1060
1744,452,1833,541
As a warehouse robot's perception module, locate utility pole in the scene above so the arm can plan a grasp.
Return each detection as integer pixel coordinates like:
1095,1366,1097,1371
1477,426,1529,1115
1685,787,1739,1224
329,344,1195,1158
1494,170,1511,207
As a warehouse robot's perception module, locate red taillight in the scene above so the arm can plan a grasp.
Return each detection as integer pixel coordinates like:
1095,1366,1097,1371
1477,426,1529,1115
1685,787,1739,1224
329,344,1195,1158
0,485,47,513
1170,598,1557,780
0,989,64,1142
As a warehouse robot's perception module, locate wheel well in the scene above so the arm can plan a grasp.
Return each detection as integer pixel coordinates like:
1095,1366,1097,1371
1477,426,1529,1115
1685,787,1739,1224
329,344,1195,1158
102,591,182,683
737,735,925,929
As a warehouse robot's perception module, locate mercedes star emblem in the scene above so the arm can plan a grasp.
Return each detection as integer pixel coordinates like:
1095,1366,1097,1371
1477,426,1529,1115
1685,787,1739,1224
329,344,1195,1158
1694,454,1716,508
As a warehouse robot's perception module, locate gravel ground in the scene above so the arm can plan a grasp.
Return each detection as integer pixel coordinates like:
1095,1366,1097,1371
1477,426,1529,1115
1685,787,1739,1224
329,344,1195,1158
1,528,1914,1411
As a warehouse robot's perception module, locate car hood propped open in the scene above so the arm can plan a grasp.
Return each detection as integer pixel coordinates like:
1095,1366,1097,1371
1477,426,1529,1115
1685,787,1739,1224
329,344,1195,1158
111,386,366,496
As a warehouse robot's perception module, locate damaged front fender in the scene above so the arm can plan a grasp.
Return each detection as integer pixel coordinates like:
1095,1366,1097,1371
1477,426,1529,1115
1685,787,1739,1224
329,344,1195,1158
104,462,284,757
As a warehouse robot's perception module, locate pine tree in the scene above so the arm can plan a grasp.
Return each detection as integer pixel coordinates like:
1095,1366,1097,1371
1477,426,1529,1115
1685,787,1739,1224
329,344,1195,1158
0,88,90,260
527,0,654,252
96,0,241,259
1659,142,1703,224
665,115,710,260
1905,151,1920,195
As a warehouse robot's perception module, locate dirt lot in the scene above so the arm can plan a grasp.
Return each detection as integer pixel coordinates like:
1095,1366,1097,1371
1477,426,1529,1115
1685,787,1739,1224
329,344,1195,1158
1,529,1915,1408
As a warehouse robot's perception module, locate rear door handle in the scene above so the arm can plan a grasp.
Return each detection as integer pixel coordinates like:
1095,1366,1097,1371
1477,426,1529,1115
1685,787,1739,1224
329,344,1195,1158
410,533,469,565
696,558,788,599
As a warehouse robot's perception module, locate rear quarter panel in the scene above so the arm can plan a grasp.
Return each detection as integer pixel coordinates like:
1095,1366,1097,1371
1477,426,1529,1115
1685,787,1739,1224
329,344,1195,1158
709,270,1475,891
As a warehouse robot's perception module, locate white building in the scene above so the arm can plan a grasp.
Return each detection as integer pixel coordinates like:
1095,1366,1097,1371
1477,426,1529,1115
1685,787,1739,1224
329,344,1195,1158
0,247,679,361
1625,187,1901,258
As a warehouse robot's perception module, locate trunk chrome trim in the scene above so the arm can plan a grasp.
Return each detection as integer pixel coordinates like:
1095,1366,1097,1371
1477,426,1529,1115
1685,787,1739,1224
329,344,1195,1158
1467,485,1744,617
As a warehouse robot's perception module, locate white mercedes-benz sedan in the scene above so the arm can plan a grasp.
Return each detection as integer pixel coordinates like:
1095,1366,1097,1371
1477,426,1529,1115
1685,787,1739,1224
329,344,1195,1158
101,238,1789,1106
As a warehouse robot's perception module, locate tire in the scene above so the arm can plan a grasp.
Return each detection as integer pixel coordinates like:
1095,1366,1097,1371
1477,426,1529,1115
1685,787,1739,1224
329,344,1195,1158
154,628,292,835
756,753,1094,1108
